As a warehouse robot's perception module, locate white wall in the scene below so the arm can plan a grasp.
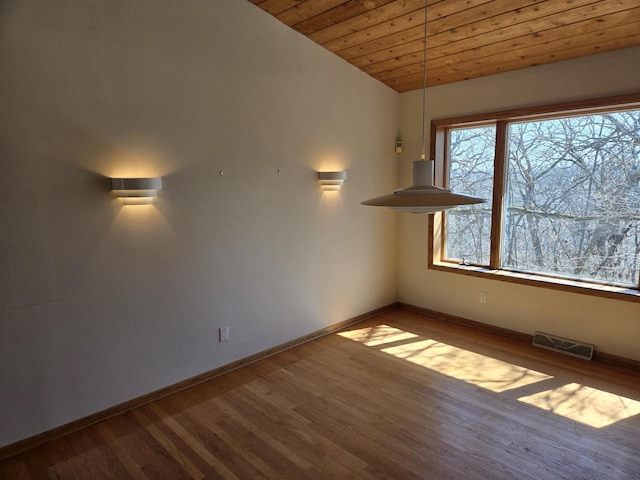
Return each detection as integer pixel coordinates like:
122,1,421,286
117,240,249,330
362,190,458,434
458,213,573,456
0,0,399,447
398,46,640,361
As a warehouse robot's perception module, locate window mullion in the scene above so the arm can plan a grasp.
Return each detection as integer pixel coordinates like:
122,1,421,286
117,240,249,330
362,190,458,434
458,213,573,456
489,121,508,270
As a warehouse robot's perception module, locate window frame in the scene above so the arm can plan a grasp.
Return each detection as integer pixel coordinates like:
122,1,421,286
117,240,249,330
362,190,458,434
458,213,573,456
428,92,640,303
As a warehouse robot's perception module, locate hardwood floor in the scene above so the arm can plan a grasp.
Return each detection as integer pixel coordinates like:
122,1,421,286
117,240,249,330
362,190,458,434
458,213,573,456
2,308,640,479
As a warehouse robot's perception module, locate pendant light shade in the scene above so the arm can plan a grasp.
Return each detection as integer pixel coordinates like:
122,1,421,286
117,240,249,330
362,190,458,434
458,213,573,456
361,0,485,214
361,160,485,213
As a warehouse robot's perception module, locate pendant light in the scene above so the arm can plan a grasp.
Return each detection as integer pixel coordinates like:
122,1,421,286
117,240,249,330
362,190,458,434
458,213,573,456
361,0,485,214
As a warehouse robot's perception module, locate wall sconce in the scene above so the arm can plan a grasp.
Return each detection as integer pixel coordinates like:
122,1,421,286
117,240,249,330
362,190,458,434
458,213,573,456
110,177,162,205
318,171,347,191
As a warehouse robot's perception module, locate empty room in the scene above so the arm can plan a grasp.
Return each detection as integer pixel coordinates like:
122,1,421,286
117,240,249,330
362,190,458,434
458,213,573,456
1,0,640,478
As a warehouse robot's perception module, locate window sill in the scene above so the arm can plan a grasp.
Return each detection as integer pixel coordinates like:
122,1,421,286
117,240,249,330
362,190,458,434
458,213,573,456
430,262,640,304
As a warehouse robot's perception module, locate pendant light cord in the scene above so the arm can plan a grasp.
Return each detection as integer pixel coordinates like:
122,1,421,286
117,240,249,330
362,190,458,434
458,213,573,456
420,0,428,161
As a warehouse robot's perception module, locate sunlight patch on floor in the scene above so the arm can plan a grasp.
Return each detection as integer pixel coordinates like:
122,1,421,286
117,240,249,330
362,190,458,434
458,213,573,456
338,324,419,346
340,325,551,393
381,339,552,393
339,324,640,428
518,383,640,428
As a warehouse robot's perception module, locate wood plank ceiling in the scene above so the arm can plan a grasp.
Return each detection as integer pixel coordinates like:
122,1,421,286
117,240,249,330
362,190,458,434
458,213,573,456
249,0,640,93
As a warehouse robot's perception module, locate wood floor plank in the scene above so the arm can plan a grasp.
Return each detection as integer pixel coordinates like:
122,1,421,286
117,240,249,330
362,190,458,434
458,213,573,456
55,434,126,480
16,445,55,480
97,414,191,480
2,307,640,479
145,403,240,480
135,404,227,480
0,457,34,480
92,423,146,480
129,409,204,480
162,392,302,479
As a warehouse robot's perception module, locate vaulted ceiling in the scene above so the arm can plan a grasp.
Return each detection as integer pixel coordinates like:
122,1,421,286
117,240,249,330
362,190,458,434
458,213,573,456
249,0,640,92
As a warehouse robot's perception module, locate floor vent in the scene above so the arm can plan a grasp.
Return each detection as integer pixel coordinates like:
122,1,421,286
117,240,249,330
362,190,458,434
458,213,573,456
532,332,594,361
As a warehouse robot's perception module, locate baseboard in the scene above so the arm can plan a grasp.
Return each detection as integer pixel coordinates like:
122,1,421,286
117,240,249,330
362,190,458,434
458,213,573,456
398,303,533,343
0,302,398,461
398,302,640,371
592,350,640,370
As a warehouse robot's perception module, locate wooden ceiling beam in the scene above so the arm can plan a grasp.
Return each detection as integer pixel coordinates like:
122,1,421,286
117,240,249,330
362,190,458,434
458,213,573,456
355,0,637,75
250,0,640,92
251,0,302,16
322,8,425,52
427,8,640,71
427,0,634,55
442,21,640,75
328,0,497,58
426,35,640,88
427,0,548,35
335,25,424,61
351,38,423,69
275,0,350,27
364,7,640,77
308,0,428,45
292,0,396,35
386,28,640,91
328,0,610,67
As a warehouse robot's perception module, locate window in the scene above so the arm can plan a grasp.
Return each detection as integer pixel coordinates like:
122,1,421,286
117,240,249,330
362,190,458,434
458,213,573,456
430,93,640,300
446,125,495,265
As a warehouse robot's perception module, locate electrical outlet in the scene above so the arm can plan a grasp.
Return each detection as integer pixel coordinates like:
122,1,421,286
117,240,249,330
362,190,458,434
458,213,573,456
219,326,230,342
479,291,488,304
